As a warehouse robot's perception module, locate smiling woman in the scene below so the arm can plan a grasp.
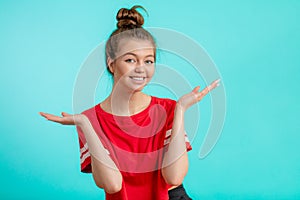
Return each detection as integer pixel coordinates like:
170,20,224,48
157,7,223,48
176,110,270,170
106,39,155,94
39,5,220,200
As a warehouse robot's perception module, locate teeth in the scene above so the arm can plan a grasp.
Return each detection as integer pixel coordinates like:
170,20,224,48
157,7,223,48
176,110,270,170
131,77,144,81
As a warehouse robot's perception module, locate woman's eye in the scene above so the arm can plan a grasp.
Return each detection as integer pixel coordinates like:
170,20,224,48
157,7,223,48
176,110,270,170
125,59,135,63
145,60,154,65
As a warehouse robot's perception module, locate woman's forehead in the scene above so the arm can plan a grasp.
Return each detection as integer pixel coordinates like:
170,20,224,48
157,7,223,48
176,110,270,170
116,39,155,57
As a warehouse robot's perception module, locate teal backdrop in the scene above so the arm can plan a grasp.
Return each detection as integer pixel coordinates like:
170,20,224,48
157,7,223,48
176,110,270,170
0,0,299,199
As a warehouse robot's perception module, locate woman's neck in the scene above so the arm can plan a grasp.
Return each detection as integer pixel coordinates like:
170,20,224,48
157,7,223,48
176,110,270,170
102,90,151,116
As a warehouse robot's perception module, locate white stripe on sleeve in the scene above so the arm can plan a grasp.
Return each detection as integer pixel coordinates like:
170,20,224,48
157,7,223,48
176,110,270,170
164,129,190,145
80,151,90,164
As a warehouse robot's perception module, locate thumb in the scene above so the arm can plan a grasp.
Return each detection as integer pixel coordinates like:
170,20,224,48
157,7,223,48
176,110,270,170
61,112,71,116
192,86,200,93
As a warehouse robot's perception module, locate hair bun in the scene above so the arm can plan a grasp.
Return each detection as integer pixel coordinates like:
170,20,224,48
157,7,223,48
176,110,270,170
116,5,146,29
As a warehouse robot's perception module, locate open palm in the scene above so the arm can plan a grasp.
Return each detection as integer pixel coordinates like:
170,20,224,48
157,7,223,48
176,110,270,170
39,111,82,125
178,79,221,111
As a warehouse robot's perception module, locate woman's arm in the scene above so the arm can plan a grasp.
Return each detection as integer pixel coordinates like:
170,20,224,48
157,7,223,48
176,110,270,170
39,112,122,194
161,104,188,186
78,115,122,194
161,79,220,186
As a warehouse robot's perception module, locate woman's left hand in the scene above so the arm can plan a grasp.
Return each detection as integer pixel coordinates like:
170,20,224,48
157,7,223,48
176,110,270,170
177,79,221,111
39,112,80,125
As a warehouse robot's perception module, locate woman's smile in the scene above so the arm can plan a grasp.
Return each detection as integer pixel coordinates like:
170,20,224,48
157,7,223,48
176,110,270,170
129,76,146,83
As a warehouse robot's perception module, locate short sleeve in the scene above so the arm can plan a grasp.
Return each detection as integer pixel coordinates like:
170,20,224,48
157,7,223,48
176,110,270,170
163,99,192,152
164,130,192,152
76,126,92,173
75,111,111,173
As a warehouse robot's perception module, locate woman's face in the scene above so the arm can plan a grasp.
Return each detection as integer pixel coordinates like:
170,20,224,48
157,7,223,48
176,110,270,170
108,39,155,92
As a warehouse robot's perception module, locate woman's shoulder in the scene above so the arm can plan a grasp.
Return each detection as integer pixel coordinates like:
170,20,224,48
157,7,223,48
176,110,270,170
151,96,177,109
80,104,99,118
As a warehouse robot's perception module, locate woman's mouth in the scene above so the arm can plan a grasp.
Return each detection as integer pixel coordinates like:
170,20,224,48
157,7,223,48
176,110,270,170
129,76,146,81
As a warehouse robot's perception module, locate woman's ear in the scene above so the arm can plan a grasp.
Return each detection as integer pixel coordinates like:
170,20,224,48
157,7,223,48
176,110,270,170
107,57,114,74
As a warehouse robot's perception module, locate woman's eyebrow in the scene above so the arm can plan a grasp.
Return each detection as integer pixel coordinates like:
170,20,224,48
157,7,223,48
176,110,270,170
122,52,137,57
122,52,154,58
145,55,155,58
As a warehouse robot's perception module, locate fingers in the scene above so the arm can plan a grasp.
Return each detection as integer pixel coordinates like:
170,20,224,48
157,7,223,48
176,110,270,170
39,111,71,123
210,78,221,89
39,112,60,122
205,79,220,92
206,78,221,92
40,111,71,118
39,112,55,119
39,112,46,118
195,78,221,100
39,111,76,125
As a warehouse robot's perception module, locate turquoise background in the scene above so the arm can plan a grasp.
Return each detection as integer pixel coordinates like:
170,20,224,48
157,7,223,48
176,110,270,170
1,0,299,199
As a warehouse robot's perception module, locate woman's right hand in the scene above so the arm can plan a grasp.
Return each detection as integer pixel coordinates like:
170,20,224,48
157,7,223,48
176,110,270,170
177,79,221,112
39,111,82,125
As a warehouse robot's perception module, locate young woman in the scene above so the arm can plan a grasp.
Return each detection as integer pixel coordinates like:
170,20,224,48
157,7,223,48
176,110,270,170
40,5,220,200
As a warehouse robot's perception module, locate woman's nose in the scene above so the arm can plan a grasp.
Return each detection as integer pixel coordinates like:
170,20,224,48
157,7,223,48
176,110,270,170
134,62,145,73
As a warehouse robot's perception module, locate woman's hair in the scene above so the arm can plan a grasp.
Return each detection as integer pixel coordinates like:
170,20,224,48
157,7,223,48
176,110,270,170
105,5,156,74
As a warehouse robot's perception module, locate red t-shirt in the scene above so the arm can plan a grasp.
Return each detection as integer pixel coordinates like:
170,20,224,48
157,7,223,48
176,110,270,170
76,96,192,200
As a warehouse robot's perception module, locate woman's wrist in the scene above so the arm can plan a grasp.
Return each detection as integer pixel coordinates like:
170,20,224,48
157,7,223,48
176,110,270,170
175,101,187,114
73,114,88,127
